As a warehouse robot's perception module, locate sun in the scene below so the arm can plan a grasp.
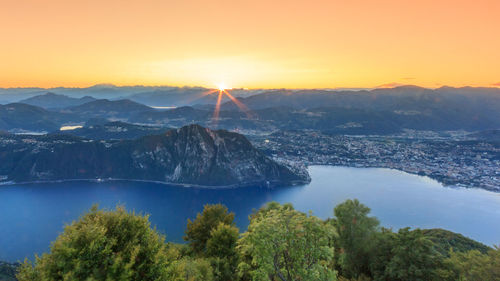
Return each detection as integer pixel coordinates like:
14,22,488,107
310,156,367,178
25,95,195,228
216,83,228,91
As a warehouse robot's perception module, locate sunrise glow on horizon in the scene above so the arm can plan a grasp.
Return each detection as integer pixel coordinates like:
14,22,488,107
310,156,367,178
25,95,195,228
1,0,499,89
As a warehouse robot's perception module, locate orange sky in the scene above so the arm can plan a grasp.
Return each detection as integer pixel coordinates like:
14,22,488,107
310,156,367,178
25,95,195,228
1,0,499,89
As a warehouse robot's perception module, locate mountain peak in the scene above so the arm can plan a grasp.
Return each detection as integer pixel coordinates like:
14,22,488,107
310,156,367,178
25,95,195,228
0,124,310,187
90,83,117,88
176,123,207,134
42,92,60,96
392,85,427,90
18,92,96,109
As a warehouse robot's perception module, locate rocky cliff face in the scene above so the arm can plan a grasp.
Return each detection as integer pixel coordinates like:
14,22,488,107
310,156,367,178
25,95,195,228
130,124,310,186
0,125,310,187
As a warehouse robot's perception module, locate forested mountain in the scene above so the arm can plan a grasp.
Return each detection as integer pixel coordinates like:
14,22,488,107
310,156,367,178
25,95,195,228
0,85,163,102
215,86,500,131
2,86,499,134
59,121,170,140
0,124,308,187
221,86,500,111
18,92,96,109
0,103,77,132
131,105,499,134
61,99,154,119
0,85,261,105
422,228,492,256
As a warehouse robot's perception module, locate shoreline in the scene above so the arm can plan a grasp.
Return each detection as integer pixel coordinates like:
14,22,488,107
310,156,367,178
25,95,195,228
305,164,499,193
1,165,497,193
0,177,310,190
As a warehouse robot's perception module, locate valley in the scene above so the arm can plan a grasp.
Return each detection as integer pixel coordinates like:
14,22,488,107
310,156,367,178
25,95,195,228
1,86,499,192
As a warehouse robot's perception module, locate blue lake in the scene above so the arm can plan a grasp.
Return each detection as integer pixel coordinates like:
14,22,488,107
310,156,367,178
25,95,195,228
1,166,499,262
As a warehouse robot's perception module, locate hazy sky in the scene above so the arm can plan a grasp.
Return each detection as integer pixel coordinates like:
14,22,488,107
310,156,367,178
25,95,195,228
1,0,499,89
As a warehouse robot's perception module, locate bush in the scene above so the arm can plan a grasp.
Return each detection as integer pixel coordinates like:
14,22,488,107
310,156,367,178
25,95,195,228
238,202,337,281
184,204,235,255
206,223,240,281
166,258,214,281
17,205,170,281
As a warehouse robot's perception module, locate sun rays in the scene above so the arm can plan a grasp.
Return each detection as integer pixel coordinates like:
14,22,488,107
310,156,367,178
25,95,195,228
181,89,219,106
222,90,253,118
212,90,223,122
210,87,254,127
177,83,254,127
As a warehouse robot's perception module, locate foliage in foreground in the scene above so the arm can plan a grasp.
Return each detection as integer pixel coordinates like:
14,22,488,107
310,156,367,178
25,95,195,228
17,205,171,280
15,200,499,281
238,202,337,281
184,203,235,255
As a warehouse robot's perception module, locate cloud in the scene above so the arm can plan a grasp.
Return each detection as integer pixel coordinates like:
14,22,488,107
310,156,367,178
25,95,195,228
401,77,415,80
492,82,500,87
375,82,404,88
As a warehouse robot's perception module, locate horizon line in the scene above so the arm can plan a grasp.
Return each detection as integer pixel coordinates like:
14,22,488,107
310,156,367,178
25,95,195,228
1,83,500,92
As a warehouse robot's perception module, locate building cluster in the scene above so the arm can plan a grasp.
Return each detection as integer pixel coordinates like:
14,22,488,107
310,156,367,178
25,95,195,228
250,130,500,192
1,130,498,192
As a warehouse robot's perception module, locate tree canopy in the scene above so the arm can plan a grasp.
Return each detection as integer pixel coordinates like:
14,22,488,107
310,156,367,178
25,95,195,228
384,228,443,281
11,200,498,281
238,202,337,281
17,205,170,281
332,199,380,278
184,204,235,255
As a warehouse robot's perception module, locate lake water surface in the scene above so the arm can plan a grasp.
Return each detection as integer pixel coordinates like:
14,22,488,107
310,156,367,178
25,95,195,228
1,166,499,261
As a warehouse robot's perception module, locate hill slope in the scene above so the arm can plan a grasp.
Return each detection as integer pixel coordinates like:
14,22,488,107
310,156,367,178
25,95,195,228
57,121,170,140
421,228,492,256
0,103,76,132
63,99,153,119
19,92,96,109
0,125,309,187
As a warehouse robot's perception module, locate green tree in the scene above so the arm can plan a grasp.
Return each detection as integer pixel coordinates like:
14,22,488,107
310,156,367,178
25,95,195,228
369,228,397,281
332,199,380,278
206,222,240,258
384,228,443,281
439,246,500,281
166,258,214,281
441,249,491,281
421,228,491,256
206,223,240,281
238,202,337,281
184,204,235,255
489,246,500,279
17,205,170,281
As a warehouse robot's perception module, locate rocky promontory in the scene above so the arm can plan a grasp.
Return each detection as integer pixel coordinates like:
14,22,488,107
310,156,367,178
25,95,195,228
0,124,310,187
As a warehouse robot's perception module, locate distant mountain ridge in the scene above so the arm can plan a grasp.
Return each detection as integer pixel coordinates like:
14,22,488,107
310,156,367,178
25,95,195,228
131,104,500,134
212,86,500,132
19,92,96,109
0,124,309,187
0,99,155,132
59,121,170,140
0,85,262,105
61,99,154,119
221,86,500,112
1,85,499,134
0,103,77,132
